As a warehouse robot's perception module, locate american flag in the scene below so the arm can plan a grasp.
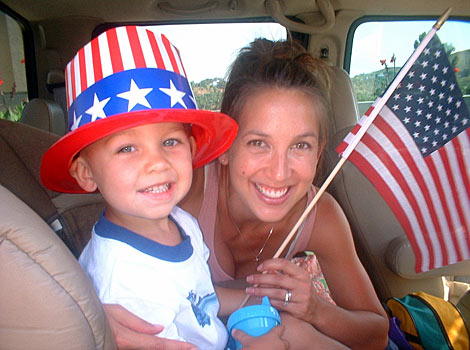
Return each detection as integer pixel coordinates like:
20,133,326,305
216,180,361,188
336,36,470,272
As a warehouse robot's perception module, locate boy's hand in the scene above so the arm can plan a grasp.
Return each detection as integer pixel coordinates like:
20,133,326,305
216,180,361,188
231,325,289,350
104,304,196,350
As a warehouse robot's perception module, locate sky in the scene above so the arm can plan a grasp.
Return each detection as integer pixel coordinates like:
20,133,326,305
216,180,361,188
146,19,470,83
350,20,470,77
147,23,286,83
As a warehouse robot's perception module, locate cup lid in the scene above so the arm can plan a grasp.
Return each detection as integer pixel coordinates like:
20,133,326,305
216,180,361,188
227,297,281,330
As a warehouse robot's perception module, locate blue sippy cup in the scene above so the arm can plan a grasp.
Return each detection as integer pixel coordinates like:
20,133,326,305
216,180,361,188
227,296,281,349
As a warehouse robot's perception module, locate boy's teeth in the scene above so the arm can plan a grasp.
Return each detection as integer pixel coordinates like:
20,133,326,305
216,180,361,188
142,183,170,193
255,183,288,198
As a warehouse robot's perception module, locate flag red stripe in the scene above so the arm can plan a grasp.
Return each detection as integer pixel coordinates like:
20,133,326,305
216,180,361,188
70,58,76,103
147,30,165,69
361,125,436,267
78,49,87,94
161,34,180,75
446,133,470,252
436,145,466,261
349,150,425,270
374,115,449,266
454,131,470,241
106,28,124,73
91,36,103,82
126,26,146,68
424,154,457,265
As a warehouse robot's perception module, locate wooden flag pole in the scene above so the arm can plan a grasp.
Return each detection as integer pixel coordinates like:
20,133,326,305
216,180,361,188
237,7,452,309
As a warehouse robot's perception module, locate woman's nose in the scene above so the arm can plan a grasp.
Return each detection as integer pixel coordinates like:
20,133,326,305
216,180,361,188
269,150,290,180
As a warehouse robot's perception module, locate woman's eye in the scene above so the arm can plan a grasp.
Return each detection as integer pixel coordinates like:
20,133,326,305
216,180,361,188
119,145,135,153
163,138,179,147
292,142,311,150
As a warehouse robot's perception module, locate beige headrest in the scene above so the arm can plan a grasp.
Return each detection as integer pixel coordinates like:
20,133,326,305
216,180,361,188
20,98,67,136
0,185,115,349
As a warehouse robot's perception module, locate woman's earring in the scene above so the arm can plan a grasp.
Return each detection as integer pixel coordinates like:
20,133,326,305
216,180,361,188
219,154,228,165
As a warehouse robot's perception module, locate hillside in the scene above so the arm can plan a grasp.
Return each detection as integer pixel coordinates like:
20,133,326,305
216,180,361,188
190,49,470,110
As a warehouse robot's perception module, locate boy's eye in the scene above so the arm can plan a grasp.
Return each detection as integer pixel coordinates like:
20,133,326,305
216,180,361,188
247,140,265,147
163,138,180,147
119,145,135,153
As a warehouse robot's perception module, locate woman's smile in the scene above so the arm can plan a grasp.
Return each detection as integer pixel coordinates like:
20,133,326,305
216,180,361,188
254,182,290,200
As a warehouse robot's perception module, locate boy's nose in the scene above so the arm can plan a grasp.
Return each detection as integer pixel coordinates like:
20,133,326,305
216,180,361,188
144,148,171,172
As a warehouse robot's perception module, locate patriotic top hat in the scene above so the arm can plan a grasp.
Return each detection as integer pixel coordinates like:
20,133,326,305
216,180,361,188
40,26,238,193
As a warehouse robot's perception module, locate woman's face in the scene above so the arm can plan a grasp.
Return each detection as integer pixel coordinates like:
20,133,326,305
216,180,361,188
224,87,322,223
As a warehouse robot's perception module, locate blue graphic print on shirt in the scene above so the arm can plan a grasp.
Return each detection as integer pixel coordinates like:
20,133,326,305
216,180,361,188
187,290,217,327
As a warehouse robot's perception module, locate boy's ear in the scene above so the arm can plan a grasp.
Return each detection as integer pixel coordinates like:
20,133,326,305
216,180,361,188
69,156,98,193
189,135,197,158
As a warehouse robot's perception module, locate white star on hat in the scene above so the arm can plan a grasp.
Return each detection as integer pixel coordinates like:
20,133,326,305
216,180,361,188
159,79,187,109
117,79,153,112
70,111,82,131
86,93,111,121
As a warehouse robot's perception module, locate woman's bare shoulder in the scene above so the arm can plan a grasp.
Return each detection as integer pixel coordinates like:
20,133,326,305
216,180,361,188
309,189,354,255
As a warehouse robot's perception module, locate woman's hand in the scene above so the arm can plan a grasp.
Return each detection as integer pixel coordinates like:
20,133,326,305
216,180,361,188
104,304,196,350
232,326,289,350
245,258,318,324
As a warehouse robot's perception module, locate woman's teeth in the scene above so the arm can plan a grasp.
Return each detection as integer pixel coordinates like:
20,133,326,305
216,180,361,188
255,183,288,198
141,183,170,193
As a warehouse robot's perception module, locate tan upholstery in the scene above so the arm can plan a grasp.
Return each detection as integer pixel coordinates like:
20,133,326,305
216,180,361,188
0,184,116,350
20,98,67,136
323,67,469,301
0,118,105,256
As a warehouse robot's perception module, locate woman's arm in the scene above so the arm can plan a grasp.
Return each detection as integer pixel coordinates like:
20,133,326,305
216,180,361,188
245,192,389,350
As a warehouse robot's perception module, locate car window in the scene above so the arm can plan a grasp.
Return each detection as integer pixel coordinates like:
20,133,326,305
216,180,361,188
347,19,470,116
144,22,286,110
0,9,27,121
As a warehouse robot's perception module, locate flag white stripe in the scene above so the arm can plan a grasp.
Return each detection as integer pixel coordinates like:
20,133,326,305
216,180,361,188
366,117,443,267
156,34,172,72
137,27,157,68
116,26,135,70
99,33,113,78
446,135,470,257
382,108,453,245
459,132,470,235
66,63,73,107
73,55,81,97
84,42,95,89
355,141,431,270
428,152,460,263
170,44,185,77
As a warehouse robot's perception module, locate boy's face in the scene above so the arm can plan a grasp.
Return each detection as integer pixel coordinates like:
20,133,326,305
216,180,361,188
71,122,195,229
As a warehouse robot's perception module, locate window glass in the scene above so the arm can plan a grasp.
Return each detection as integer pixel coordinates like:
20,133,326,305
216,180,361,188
145,22,286,110
0,10,27,121
349,19,470,116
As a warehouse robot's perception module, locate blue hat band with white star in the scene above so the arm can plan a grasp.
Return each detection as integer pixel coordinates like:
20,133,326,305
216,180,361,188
69,67,197,131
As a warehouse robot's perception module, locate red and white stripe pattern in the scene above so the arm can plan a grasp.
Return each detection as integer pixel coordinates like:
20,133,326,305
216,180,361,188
338,103,470,272
65,26,187,109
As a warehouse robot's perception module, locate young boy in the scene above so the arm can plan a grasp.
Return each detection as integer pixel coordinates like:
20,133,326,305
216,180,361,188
40,26,239,349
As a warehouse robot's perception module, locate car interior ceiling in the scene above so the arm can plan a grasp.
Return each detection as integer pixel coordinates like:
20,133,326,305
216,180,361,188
0,0,469,348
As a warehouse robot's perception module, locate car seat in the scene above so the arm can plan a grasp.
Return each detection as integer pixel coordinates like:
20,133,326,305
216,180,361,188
0,184,116,349
323,66,470,301
20,98,67,136
0,117,104,257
